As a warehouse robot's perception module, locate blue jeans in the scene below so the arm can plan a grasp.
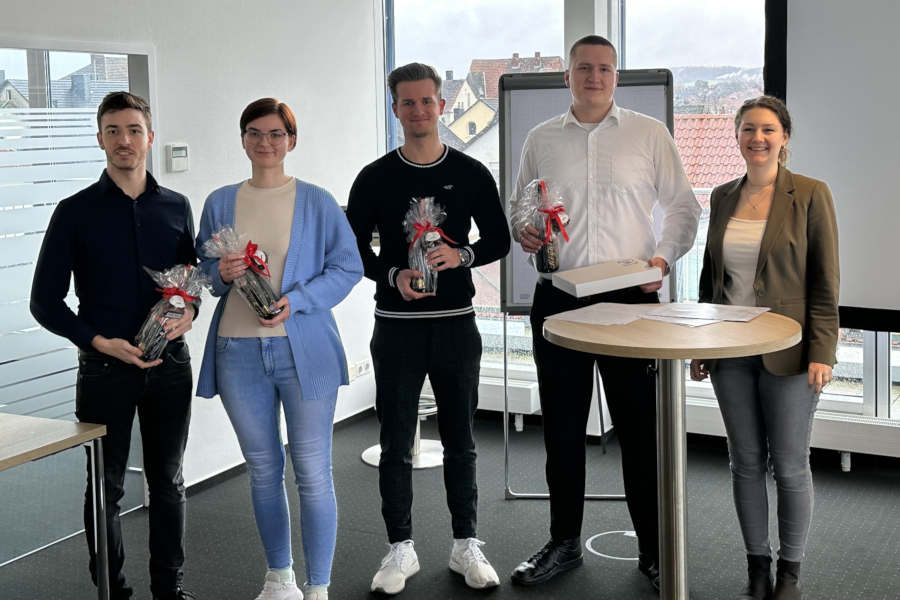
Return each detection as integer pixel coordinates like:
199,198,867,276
711,355,819,562
216,336,337,586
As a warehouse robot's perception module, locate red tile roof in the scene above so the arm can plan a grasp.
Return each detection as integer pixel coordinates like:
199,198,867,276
470,52,564,99
674,114,745,192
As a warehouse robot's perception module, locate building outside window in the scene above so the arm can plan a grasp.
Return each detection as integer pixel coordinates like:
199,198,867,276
624,0,868,413
386,0,890,422
388,0,565,373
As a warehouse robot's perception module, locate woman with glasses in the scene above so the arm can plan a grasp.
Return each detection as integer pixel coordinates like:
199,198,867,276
690,95,839,600
195,98,363,600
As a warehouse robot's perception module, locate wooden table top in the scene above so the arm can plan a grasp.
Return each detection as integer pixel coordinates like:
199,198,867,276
0,413,106,472
543,309,802,360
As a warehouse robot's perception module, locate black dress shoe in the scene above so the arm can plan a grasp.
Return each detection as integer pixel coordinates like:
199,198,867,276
510,537,583,586
638,553,661,593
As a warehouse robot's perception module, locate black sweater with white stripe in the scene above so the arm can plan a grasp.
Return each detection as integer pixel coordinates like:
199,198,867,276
346,146,510,319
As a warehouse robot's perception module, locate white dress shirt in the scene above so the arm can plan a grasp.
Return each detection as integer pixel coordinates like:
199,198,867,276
513,103,700,273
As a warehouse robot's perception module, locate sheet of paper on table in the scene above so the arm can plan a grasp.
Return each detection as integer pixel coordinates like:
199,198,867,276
645,303,770,322
641,314,721,327
546,302,645,326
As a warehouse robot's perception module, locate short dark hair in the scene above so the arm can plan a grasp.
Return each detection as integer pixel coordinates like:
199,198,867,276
568,34,618,68
239,98,298,137
387,62,442,103
734,95,792,166
96,91,152,131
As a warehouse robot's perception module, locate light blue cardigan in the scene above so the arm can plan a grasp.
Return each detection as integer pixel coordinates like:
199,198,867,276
195,179,363,401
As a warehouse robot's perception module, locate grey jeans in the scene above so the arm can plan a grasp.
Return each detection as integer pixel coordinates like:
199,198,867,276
710,355,819,562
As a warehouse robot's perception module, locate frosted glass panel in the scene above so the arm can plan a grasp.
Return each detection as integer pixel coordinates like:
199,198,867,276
0,47,144,567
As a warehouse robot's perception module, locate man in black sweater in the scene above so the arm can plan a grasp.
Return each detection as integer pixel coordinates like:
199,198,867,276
346,63,510,596
30,92,197,600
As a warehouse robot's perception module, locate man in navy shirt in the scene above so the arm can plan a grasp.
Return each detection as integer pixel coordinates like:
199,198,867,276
30,92,197,600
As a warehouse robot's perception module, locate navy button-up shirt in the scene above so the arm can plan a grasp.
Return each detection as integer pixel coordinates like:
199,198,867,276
30,170,197,351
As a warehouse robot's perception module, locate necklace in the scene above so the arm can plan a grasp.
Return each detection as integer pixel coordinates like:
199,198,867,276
744,182,773,211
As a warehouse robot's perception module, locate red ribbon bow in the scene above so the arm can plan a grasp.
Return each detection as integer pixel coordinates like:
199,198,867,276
243,241,272,277
409,221,458,250
157,287,199,303
537,206,570,243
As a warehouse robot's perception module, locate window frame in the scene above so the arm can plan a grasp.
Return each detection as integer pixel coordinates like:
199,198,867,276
381,0,900,441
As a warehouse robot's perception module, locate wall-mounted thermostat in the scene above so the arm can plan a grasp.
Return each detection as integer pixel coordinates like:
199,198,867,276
166,143,189,172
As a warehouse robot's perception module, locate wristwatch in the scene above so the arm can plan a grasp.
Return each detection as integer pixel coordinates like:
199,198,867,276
457,247,473,267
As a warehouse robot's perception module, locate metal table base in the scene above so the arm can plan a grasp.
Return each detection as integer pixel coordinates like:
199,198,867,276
87,438,109,600
656,358,688,600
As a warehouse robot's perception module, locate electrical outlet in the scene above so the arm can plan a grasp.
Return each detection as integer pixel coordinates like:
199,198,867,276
348,359,372,381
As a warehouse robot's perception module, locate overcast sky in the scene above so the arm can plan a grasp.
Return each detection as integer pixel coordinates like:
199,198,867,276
625,0,765,68
394,0,566,80
0,49,97,80
2,1,764,84
395,0,764,78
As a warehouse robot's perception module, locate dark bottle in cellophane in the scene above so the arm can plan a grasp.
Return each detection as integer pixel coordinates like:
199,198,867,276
135,264,208,361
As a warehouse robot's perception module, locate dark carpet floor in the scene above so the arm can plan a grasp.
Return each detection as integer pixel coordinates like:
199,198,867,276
1,410,899,599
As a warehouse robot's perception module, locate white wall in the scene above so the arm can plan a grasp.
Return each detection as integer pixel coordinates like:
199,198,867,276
1,0,382,485
786,0,900,312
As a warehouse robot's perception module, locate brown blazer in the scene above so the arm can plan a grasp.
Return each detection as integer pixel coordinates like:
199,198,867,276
698,167,840,376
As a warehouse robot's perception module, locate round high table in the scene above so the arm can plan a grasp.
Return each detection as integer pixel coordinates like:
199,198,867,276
543,309,801,600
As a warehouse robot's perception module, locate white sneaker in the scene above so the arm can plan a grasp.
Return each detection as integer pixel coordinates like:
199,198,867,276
449,538,500,589
371,539,420,595
303,587,327,600
254,571,303,600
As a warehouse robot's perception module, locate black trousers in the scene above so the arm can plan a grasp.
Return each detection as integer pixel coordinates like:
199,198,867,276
531,280,660,560
371,315,482,543
75,340,192,598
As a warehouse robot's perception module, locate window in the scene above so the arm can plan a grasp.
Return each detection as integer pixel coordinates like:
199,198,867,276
0,46,146,566
388,0,564,374
624,0,765,304
892,332,900,419
620,1,869,411
626,0,767,385
625,1,886,418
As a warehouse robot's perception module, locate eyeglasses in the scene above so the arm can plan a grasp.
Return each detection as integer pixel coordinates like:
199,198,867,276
244,129,289,143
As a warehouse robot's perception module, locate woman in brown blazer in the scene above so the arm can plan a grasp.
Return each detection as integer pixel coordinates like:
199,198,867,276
690,96,839,600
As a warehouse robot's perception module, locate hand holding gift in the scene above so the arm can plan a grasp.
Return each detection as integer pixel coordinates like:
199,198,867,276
135,264,208,362
403,196,457,294
201,226,283,319
512,179,570,272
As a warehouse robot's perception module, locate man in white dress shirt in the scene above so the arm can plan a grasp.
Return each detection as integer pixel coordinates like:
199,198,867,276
509,35,700,593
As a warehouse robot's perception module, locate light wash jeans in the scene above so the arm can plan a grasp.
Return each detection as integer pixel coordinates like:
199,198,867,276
216,336,337,586
711,355,819,562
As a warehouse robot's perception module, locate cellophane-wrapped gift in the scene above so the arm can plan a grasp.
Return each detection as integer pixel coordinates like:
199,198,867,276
135,264,208,362
201,226,283,319
403,196,457,294
511,179,570,273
